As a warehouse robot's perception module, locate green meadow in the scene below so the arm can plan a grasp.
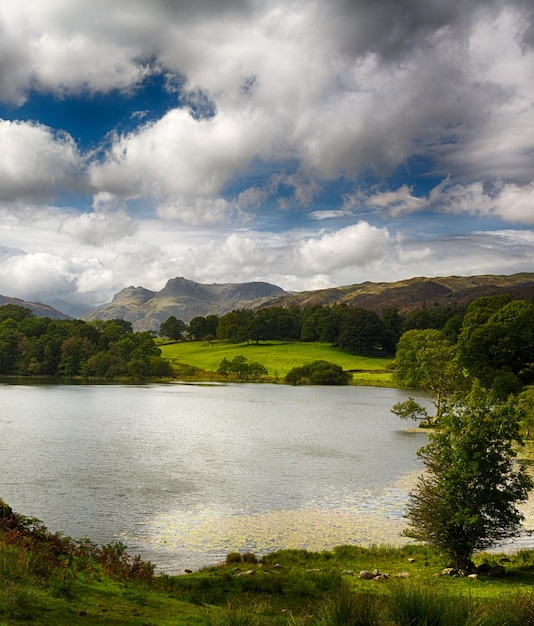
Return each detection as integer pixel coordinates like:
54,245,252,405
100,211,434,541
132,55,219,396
159,340,394,385
5,522,534,626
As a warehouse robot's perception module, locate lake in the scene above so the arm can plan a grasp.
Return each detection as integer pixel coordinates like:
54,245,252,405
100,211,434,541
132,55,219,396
0,382,463,572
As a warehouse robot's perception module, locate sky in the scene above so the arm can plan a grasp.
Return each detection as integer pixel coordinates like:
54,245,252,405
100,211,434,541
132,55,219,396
1,0,534,314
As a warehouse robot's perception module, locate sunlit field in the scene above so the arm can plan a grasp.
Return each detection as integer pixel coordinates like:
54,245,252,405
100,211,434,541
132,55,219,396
159,340,394,384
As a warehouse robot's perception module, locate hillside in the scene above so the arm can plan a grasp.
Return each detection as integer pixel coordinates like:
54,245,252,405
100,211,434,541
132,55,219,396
83,277,287,330
258,272,534,314
0,294,71,319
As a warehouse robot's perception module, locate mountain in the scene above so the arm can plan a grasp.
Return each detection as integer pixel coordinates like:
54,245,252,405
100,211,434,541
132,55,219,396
257,273,534,314
82,272,534,332
0,294,71,319
83,277,287,331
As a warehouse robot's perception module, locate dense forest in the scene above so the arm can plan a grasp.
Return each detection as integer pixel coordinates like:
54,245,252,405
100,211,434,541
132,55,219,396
0,304,173,380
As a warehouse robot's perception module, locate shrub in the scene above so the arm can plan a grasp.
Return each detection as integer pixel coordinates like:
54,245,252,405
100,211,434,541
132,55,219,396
285,360,352,385
226,552,243,565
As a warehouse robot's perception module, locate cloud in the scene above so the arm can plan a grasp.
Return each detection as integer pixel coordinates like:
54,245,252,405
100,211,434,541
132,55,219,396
59,208,138,245
0,120,82,203
298,222,393,273
428,180,534,224
348,186,428,216
347,179,534,225
0,252,78,301
3,1,533,208
88,108,273,213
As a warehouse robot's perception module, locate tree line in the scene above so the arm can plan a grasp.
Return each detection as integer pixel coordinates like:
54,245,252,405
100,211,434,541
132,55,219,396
0,304,173,380
160,302,468,354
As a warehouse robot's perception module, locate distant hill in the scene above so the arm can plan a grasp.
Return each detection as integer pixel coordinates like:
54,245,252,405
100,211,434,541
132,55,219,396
82,272,534,332
258,273,534,314
0,295,71,320
82,277,288,331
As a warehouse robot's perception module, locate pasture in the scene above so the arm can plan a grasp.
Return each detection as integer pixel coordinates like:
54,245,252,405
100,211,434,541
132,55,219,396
159,340,394,385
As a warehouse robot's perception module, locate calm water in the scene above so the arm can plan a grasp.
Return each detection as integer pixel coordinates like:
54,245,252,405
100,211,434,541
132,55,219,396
0,383,434,572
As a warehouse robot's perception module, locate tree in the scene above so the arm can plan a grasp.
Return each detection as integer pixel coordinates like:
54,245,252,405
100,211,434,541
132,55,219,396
0,323,20,374
403,388,533,570
216,310,253,343
0,304,34,324
216,355,268,380
458,298,534,397
188,315,219,341
394,329,467,421
336,307,388,354
159,316,186,341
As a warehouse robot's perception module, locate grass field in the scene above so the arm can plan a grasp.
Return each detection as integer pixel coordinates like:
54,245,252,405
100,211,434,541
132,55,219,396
159,340,395,385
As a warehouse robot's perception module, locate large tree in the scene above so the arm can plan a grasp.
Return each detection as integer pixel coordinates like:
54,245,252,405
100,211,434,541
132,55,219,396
394,328,467,421
336,307,388,354
159,315,186,341
403,388,532,570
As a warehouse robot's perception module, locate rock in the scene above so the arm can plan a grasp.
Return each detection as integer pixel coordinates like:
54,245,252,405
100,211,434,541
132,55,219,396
358,570,375,580
273,563,283,569
236,569,256,577
184,569,193,574
468,574,478,580
441,568,457,576
306,568,322,572
373,574,389,581
372,568,381,576
408,558,416,563
341,570,354,576
395,572,410,578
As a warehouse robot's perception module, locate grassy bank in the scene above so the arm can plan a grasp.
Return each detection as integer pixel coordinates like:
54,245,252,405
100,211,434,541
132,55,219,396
4,507,534,626
159,340,394,385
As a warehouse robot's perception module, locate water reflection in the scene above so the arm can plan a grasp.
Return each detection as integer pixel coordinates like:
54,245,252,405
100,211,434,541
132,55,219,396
0,383,447,572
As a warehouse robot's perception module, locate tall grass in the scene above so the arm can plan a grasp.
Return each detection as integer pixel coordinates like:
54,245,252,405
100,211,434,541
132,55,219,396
315,584,380,625
477,592,534,626
385,583,474,626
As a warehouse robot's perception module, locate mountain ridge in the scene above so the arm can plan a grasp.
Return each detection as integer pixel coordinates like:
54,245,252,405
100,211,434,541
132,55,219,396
80,272,534,331
82,277,288,330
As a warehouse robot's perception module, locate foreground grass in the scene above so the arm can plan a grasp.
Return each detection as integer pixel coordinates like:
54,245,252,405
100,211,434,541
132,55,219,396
159,340,394,385
4,501,534,625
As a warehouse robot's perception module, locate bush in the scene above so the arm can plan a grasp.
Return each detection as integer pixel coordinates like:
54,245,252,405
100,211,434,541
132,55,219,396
226,552,243,565
285,360,352,385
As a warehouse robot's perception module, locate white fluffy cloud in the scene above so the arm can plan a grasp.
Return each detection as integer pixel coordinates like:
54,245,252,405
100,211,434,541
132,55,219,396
0,1,533,309
298,223,392,273
0,120,81,203
88,108,272,213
